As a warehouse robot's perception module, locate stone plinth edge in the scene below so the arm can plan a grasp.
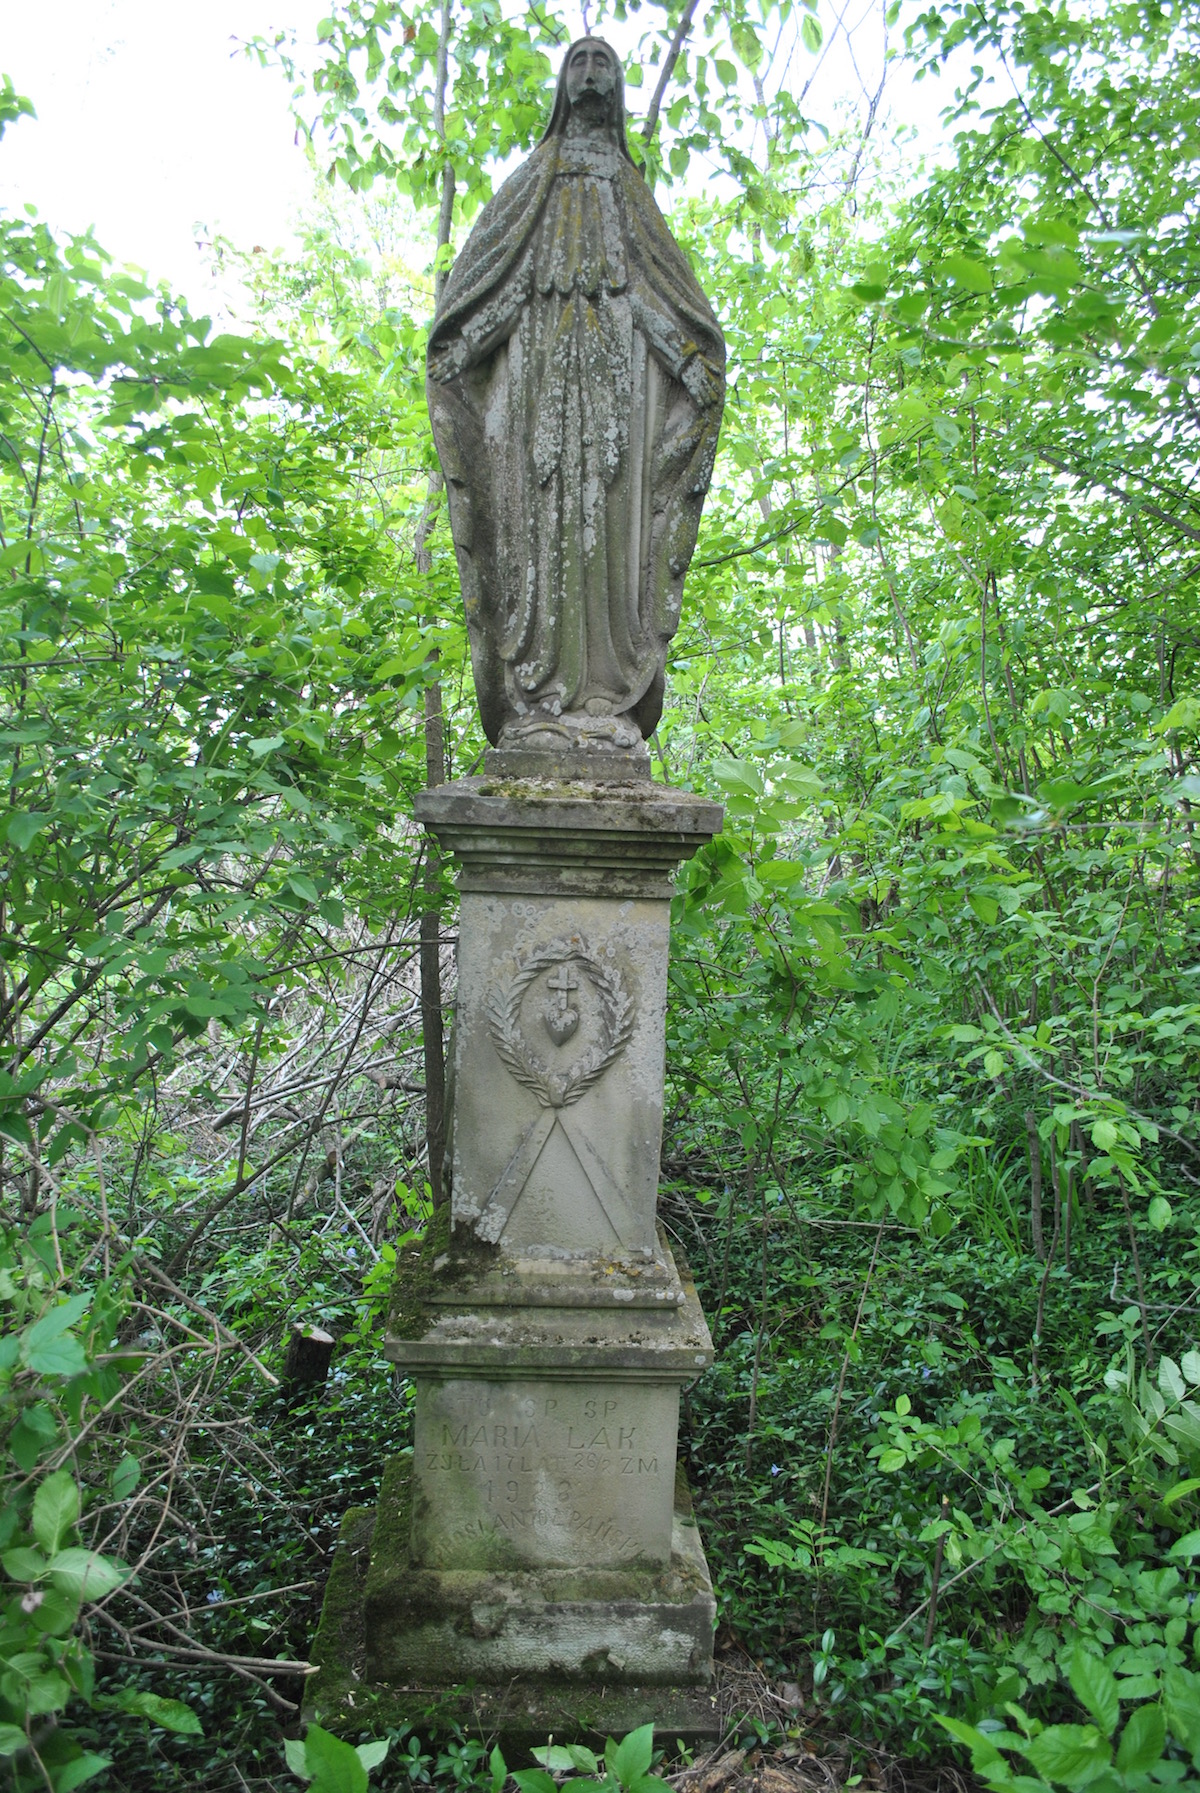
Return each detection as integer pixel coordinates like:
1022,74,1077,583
306,1460,721,1746
414,778,723,899
385,1241,714,1378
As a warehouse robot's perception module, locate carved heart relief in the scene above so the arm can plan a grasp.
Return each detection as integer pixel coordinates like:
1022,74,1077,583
544,1007,579,1046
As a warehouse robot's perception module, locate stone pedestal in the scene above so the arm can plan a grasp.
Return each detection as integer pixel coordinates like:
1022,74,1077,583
308,776,722,1730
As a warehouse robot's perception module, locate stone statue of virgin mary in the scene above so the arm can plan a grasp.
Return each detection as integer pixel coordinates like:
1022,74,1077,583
427,37,726,772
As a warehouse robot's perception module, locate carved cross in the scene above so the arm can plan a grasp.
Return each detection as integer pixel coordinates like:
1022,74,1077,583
546,963,579,1011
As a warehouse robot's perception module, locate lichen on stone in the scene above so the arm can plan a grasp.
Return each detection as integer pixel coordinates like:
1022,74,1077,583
385,1204,501,1341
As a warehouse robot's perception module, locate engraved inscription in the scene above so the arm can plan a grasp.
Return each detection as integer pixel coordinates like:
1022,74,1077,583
415,1382,676,1569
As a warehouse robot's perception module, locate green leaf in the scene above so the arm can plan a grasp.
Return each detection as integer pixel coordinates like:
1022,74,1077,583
711,758,765,797
1068,1647,1120,1739
1161,1356,1187,1402
1155,698,1200,736
32,1469,80,1555
1148,1196,1172,1232
111,1455,140,1501
937,1715,1010,1773
21,1292,91,1377
24,1334,87,1378
0,1725,28,1758
800,13,823,51
731,22,763,66
54,1755,111,1792
942,254,992,292
47,1547,127,1600
356,1741,389,1772
1115,1705,1165,1774
1168,1531,1200,1558
2,1546,48,1581
301,1724,368,1793
1162,1666,1200,1755
610,1726,656,1790
534,1748,585,1772
6,811,50,851
1025,1723,1111,1785
512,1773,558,1793
285,1736,312,1780
99,1690,203,1734
1162,1477,1200,1505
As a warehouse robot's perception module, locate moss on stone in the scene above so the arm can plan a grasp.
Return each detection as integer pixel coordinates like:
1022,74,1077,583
363,1455,709,1632
385,1204,500,1340
307,1674,722,1755
306,1506,374,1718
308,1459,719,1739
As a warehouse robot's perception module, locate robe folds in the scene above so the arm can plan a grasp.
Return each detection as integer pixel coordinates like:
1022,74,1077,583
427,130,726,746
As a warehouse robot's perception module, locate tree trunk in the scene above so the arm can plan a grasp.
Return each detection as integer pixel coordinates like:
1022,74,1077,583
1025,1110,1044,1261
415,0,456,1211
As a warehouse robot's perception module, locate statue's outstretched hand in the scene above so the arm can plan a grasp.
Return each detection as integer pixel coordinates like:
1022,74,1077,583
428,336,469,383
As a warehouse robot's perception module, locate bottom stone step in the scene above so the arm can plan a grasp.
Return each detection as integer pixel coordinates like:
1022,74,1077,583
307,1459,721,1751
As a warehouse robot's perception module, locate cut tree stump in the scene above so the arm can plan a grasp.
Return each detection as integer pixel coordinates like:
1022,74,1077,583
282,1323,335,1390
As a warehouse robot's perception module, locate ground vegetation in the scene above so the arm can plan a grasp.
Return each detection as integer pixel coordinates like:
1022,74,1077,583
0,0,1198,1785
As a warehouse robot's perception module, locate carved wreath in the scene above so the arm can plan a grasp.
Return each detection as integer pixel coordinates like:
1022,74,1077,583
487,939,633,1111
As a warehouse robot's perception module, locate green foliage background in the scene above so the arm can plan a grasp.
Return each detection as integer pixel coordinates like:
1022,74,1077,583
0,0,1198,1784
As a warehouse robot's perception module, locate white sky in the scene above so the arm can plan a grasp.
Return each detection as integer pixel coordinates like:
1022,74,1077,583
0,0,326,307
0,0,932,313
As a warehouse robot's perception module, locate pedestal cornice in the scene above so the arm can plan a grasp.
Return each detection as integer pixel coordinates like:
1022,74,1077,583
414,777,723,899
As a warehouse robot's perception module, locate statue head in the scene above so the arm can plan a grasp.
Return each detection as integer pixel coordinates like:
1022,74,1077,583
540,37,633,159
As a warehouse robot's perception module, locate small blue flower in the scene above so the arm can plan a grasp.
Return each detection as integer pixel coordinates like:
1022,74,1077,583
206,1590,222,1605
770,1464,781,1476
922,1366,932,1379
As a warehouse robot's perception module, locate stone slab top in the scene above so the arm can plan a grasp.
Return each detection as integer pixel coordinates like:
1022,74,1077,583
414,777,724,839
424,1237,687,1311
385,1257,713,1379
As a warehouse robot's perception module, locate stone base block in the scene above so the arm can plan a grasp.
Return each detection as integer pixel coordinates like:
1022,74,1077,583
362,1454,713,1684
483,748,651,782
307,1503,722,1753
387,1234,713,1578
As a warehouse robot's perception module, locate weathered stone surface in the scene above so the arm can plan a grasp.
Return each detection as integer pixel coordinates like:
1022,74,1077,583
415,778,723,902
410,1377,679,1570
425,1245,688,1309
387,1241,714,1376
426,38,726,758
387,1237,712,1577
309,35,732,1734
483,741,651,782
415,781,721,1255
358,1454,716,1686
306,1500,723,1745
455,894,664,1253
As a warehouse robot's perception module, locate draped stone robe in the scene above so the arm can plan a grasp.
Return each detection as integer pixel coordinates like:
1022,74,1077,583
427,123,725,747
